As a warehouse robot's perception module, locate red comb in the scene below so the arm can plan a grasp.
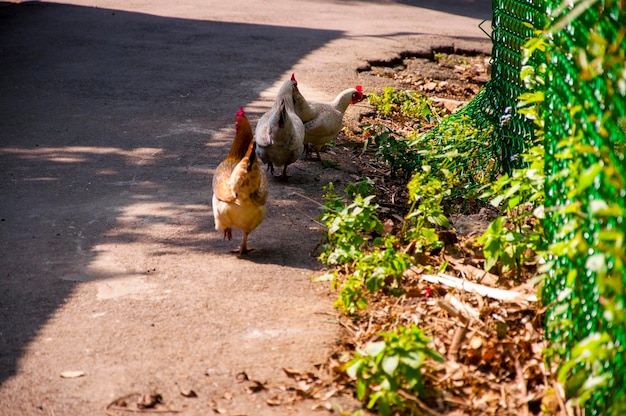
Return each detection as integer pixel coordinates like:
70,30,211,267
236,107,245,117
356,85,363,94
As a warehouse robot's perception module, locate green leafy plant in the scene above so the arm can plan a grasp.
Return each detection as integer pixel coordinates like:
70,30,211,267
477,146,545,277
367,87,441,123
333,235,411,314
476,28,546,279
318,179,412,314
318,180,383,266
355,236,409,295
363,124,420,178
518,6,626,414
402,165,451,253
318,166,457,314
321,159,340,169
478,215,531,277
346,325,444,416
556,332,617,408
408,114,498,198
366,87,497,194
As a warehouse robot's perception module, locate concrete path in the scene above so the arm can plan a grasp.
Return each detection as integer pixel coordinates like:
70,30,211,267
0,1,490,414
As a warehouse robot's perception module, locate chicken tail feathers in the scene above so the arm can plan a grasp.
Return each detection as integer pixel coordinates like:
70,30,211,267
278,99,287,129
247,141,257,172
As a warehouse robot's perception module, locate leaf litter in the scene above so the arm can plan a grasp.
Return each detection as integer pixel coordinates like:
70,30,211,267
104,391,181,415
263,52,554,415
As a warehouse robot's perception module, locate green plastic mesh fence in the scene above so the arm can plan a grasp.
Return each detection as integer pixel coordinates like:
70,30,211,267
487,0,544,172
425,0,626,413
421,0,542,184
538,1,626,413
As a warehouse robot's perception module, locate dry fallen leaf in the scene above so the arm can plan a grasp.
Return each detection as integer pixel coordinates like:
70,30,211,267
383,218,394,234
137,392,162,409
60,370,85,379
245,380,267,393
283,367,301,378
311,401,334,411
235,371,249,383
541,390,560,414
423,81,437,91
469,335,483,349
180,388,197,398
266,395,282,406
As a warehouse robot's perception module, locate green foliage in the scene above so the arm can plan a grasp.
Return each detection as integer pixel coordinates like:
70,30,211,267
345,176,375,199
356,236,410,295
346,325,444,416
403,165,451,252
335,236,411,315
476,28,546,279
478,146,545,277
544,139,626,275
363,124,420,178
365,85,498,194
520,2,626,414
367,87,441,123
363,118,497,196
556,332,615,406
318,180,384,267
318,179,412,314
364,86,455,179
479,215,525,275
415,113,498,194
317,2,626,414
321,159,340,169
318,163,459,314
410,114,498,196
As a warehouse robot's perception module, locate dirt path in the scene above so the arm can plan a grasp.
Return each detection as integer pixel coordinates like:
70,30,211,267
0,1,490,414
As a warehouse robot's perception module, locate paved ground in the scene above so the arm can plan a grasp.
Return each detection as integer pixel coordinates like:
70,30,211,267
0,1,490,414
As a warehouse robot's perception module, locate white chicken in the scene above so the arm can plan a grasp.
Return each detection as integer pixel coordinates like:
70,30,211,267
254,76,305,179
292,74,365,160
212,107,269,254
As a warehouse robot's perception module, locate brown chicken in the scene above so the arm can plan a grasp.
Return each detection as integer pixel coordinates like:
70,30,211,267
212,107,269,254
292,75,365,160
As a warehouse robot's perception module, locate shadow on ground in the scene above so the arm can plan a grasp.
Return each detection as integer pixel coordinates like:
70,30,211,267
344,0,492,20
0,1,343,385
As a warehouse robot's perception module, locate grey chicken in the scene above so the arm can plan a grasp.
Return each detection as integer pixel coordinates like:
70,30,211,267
292,74,364,160
254,76,305,179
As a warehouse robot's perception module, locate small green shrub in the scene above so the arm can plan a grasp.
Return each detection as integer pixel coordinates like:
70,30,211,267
346,325,444,416
318,179,411,314
403,165,451,253
363,123,420,178
477,145,544,277
367,87,441,123
318,180,383,267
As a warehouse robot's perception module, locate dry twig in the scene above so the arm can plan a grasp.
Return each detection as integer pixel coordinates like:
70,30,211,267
419,272,538,302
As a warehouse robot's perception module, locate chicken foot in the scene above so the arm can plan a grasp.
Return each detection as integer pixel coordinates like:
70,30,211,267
303,143,323,161
276,165,292,180
223,228,254,254
232,232,255,255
